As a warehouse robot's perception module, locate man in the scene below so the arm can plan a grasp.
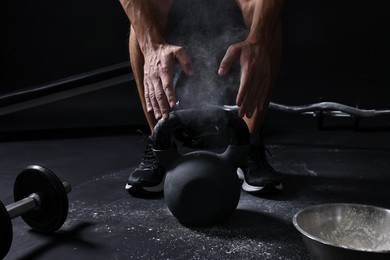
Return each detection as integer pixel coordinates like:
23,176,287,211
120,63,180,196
119,0,284,195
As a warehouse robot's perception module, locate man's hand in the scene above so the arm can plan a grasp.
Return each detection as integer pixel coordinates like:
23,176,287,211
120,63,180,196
218,40,270,118
143,43,194,120
119,0,191,120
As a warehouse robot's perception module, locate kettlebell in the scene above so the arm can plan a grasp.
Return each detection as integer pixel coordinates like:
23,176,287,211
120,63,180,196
152,107,250,226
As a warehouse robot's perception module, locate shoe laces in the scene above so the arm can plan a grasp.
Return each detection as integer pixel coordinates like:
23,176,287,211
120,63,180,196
137,130,159,169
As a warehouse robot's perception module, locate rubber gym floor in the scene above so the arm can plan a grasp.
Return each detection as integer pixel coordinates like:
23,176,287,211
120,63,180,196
1,102,389,259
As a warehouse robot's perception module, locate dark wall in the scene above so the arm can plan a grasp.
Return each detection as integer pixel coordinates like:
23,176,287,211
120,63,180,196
2,0,130,93
276,0,390,107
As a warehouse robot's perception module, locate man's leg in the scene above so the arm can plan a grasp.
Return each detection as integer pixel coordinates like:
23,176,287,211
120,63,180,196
238,21,284,194
125,27,165,195
243,21,282,134
129,26,158,133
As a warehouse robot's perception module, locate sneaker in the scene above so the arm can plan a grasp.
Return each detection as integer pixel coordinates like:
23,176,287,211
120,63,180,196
237,143,283,194
125,133,166,195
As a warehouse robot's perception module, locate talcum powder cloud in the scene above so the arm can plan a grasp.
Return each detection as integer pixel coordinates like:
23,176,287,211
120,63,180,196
165,0,248,109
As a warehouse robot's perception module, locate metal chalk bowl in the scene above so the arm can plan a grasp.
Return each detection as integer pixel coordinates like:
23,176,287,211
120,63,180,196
293,203,390,260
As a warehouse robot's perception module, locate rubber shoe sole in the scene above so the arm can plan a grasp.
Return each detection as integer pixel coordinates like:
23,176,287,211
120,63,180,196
237,168,283,194
125,174,166,194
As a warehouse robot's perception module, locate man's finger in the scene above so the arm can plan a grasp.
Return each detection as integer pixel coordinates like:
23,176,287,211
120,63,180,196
159,64,176,108
244,73,263,118
236,64,251,107
256,74,271,113
147,76,162,120
161,78,176,109
143,79,153,113
152,77,170,120
218,45,240,76
175,47,194,76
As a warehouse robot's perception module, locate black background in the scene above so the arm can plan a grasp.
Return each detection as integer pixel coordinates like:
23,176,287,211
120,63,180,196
1,0,389,129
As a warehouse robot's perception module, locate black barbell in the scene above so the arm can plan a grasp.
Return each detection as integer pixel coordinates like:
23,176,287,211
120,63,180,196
0,165,71,259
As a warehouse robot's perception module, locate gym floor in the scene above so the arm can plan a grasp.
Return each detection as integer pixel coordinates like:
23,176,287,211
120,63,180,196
1,107,389,260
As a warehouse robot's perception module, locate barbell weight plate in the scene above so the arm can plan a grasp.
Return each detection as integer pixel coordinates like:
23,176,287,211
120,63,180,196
13,165,69,233
0,200,13,259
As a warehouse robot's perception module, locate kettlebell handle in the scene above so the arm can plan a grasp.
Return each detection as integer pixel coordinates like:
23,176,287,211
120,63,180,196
152,107,250,150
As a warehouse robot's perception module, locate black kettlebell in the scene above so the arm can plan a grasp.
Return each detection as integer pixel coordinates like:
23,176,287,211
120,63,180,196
152,107,250,226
